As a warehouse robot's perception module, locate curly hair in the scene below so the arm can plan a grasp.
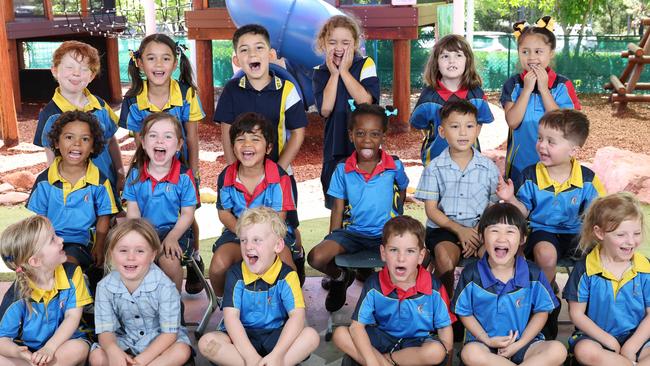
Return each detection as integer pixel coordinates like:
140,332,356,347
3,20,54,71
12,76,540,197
47,110,105,159
315,14,363,55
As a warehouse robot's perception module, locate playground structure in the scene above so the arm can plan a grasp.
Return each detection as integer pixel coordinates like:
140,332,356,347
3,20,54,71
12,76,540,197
0,0,125,147
186,0,440,131
604,18,650,114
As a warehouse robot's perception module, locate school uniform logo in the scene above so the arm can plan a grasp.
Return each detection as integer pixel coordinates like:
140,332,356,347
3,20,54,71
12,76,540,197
84,194,89,202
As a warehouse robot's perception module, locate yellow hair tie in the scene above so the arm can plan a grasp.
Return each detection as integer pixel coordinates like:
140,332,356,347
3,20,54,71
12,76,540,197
535,16,555,32
129,50,140,63
513,22,526,40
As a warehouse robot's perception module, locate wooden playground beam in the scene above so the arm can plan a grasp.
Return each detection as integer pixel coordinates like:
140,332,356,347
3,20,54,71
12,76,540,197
3,0,21,113
392,39,411,131
609,75,626,95
192,0,214,119
627,43,644,57
0,0,18,147
612,94,650,102
106,38,122,103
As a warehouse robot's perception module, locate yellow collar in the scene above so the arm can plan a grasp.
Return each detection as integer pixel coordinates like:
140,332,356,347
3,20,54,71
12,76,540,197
242,256,282,285
48,157,101,186
136,79,184,111
52,88,102,112
586,244,650,277
237,75,283,90
29,265,70,303
536,159,583,192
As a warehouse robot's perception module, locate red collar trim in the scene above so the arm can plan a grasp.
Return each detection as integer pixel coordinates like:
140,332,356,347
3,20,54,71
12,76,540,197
140,158,181,190
435,79,468,101
223,159,281,206
520,67,557,89
344,150,396,181
379,265,432,301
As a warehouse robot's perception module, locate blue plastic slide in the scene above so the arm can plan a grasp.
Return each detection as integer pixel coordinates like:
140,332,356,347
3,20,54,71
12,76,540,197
226,0,343,106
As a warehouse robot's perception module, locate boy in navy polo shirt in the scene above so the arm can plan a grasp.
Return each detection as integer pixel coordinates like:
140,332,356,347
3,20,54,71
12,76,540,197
414,99,499,299
333,215,453,366
209,112,298,298
198,207,319,365
27,111,119,269
497,109,605,339
453,203,566,366
307,103,409,312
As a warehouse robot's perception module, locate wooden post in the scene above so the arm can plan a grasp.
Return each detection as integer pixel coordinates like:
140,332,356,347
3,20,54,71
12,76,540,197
44,0,53,20
106,37,122,103
391,39,410,132
192,0,214,119
80,0,88,17
0,0,18,146
4,0,21,113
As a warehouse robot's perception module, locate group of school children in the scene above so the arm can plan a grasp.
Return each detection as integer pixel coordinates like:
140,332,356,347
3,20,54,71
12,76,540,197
0,10,647,366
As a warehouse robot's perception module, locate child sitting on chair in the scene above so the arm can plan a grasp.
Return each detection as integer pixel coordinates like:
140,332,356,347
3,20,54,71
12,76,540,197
198,207,319,365
333,215,454,366
307,103,409,312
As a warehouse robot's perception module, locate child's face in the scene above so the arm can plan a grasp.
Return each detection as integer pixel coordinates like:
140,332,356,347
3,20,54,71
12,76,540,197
143,119,182,168
536,124,577,169
326,27,355,67
32,225,66,271
380,232,425,285
55,120,94,168
437,49,466,81
239,222,284,275
234,33,273,82
233,127,271,168
51,52,95,96
483,223,525,266
595,218,642,262
439,112,480,153
349,114,384,163
518,34,554,72
111,231,157,284
138,41,177,88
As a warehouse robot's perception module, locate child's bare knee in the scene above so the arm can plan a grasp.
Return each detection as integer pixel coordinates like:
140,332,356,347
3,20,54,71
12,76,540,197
421,342,447,364
307,247,330,270
88,349,107,366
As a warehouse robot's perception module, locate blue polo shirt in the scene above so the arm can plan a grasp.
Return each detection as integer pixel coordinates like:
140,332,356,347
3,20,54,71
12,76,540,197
563,245,650,338
500,68,580,179
410,81,494,166
122,158,197,230
27,158,119,245
328,151,409,237
452,255,558,343
220,256,304,331
0,263,92,351
216,159,295,218
515,159,606,234
34,88,120,186
313,56,380,163
213,73,307,165
353,265,455,339
119,79,205,160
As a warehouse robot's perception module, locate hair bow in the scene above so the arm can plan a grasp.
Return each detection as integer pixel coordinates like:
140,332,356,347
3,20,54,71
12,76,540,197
128,49,140,63
348,99,357,111
535,16,555,33
348,99,398,117
175,42,187,55
2,254,13,263
512,21,527,41
15,266,23,273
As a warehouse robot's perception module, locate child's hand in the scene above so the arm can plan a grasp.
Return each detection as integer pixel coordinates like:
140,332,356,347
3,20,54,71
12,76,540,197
162,236,183,259
485,330,518,349
498,339,523,359
16,346,32,364
106,347,137,366
522,70,537,92
602,334,622,354
456,226,480,255
621,338,641,361
31,347,53,366
244,353,262,366
339,46,353,73
257,351,282,366
496,176,515,202
531,65,549,91
326,49,340,76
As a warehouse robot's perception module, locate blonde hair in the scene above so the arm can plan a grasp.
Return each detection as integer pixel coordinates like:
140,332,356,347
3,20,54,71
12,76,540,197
104,219,161,272
236,207,287,239
579,192,645,254
424,34,482,89
0,216,53,311
315,14,363,55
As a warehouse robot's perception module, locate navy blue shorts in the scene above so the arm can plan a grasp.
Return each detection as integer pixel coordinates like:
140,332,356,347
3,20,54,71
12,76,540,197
156,226,193,259
524,230,580,259
64,243,92,269
425,227,460,253
465,335,544,364
325,229,381,253
212,228,298,256
286,174,299,228
367,326,446,365
569,331,650,360
245,328,283,357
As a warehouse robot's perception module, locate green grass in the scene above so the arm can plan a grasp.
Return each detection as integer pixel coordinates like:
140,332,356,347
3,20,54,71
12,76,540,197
2,204,650,281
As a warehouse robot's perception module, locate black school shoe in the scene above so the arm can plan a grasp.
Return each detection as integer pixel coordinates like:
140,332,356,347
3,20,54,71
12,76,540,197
542,282,561,340
294,247,306,287
326,270,353,312
184,255,205,295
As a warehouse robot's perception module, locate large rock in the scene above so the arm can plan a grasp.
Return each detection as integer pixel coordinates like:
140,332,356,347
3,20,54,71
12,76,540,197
591,146,650,203
2,171,35,191
0,192,29,205
0,183,14,193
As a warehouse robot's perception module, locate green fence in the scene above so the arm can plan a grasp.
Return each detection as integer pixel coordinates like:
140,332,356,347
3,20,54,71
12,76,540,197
23,33,646,93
